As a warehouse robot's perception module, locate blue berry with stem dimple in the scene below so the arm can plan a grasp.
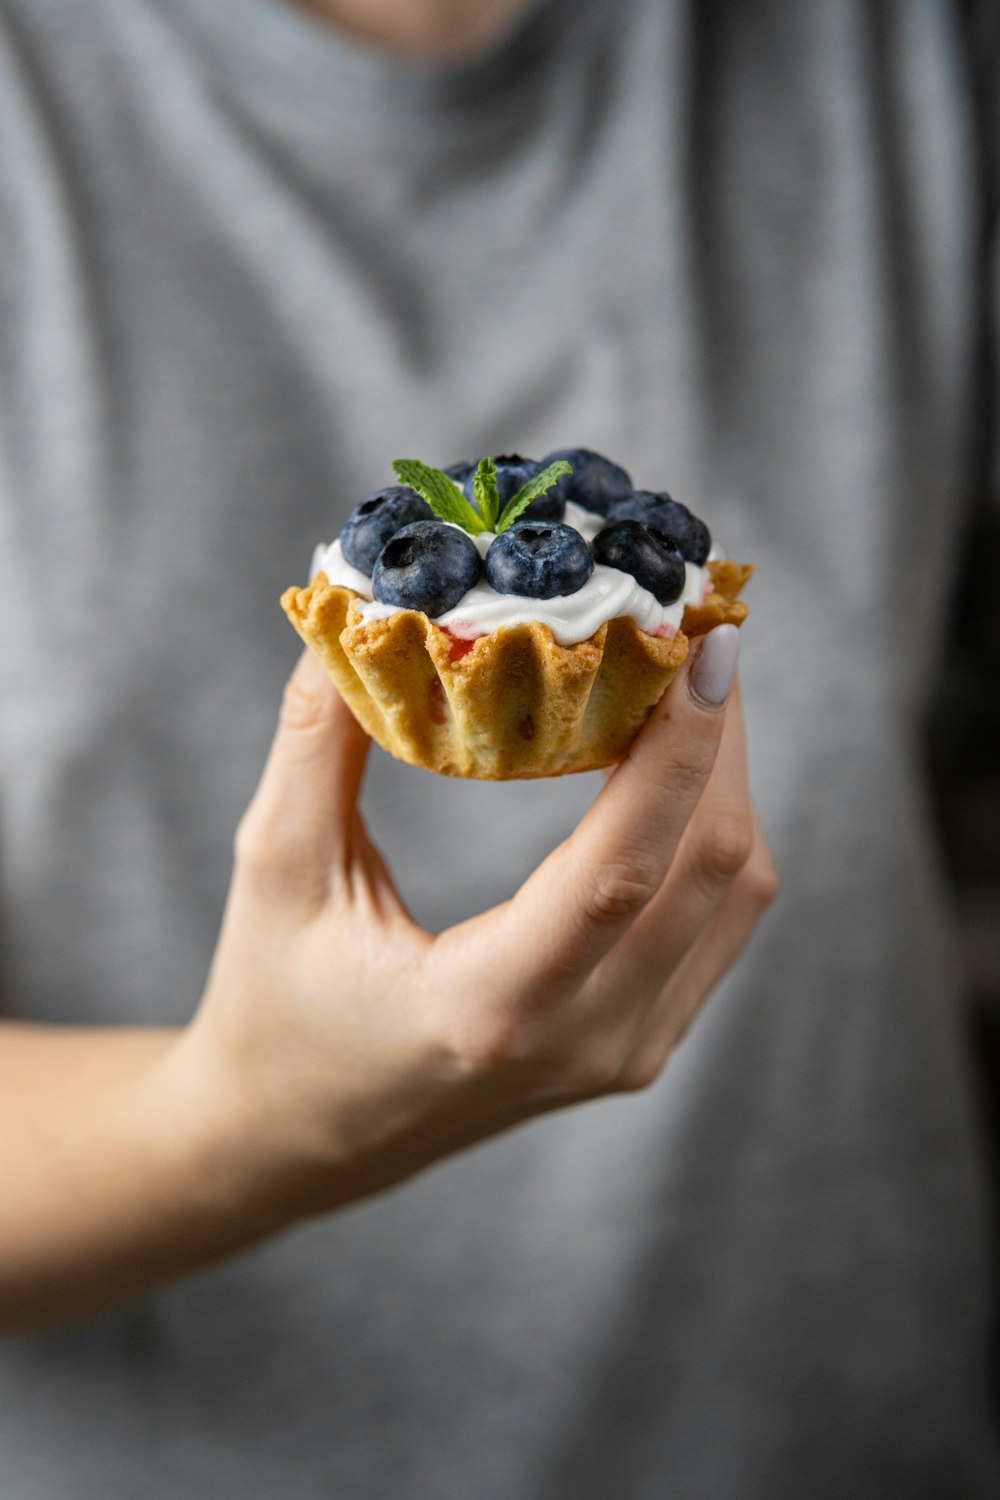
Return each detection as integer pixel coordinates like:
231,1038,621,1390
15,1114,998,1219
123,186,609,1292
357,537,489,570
606,490,711,565
340,486,433,573
372,521,482,616
541,447,633,517
592,519,686,604
485,521,593,598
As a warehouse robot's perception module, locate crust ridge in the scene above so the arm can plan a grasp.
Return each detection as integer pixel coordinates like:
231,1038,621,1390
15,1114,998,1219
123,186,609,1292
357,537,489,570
281,562,749,779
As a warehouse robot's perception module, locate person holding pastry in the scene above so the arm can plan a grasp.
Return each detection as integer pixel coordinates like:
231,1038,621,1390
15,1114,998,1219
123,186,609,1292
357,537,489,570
0,1,997,1496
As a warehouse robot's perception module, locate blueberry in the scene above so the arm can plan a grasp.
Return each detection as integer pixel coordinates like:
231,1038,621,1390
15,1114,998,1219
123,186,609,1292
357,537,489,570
464,453,565,523
485,521,593,598
444,460,476,486
541,447,633,516
340,486,433,573
480,454,541,506
516,487,565,522
606,490,711,565
372,521,482,616
592,519,686,604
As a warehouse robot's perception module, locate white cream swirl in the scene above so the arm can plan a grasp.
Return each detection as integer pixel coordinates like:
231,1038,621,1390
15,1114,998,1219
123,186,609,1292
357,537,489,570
311,501,711,648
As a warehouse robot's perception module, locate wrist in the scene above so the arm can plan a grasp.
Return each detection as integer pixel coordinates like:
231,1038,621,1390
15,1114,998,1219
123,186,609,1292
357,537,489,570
149,1015,334,1235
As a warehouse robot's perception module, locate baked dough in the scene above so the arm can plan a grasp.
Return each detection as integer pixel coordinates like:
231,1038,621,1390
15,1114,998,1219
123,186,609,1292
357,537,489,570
281,560,751,779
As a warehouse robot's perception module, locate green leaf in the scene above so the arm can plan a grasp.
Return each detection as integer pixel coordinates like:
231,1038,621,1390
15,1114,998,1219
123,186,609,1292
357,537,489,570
472,457,501,531
391,458,486,534
495,459,573,533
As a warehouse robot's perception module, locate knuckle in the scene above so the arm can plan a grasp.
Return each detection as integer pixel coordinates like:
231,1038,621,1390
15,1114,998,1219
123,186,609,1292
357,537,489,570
440,1005,525,1078
563,1044,625,1100
583,859,661,925
741,852,781,910
617,1016,693,1093
444,1010,624,1102
694,814,754,885
234,805,323,900
616,1053,663,1094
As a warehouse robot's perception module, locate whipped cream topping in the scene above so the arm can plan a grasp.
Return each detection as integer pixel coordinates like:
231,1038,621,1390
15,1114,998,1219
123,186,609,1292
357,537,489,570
311,501,712,647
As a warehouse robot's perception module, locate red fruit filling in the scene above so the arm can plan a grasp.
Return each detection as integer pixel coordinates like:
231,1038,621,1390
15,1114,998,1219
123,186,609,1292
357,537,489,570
443,629,479,663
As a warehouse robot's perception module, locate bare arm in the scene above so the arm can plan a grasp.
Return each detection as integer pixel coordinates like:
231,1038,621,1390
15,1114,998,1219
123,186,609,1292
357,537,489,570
0,629,776,1333
0,1023,293,1330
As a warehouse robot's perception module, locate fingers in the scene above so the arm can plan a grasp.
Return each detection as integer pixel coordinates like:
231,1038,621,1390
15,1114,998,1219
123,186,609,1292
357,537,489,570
504,625,741,986
592,678,752,1002
233,650,372,899
617,814,779,1089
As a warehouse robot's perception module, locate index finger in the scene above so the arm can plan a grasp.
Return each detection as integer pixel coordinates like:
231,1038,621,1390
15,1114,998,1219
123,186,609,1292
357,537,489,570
505,625,741,986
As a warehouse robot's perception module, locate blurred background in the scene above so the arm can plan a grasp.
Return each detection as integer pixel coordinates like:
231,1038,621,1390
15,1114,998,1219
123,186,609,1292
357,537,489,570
927,490,1000,1230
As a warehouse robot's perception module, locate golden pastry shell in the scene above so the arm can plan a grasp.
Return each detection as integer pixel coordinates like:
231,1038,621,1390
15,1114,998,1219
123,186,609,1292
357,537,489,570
281,559,751,779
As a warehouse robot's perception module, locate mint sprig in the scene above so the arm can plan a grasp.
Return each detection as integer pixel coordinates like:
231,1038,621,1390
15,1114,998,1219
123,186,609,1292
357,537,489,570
389,454,573,537
495,459,572,532
391,458,485,534
472,457,501,531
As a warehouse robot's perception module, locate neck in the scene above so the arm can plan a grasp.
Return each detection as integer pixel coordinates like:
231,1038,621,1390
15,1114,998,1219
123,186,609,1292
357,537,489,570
291,0,533,59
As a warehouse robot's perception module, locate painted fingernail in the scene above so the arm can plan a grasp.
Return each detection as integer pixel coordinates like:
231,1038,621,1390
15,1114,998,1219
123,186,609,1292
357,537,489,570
689,625,739,708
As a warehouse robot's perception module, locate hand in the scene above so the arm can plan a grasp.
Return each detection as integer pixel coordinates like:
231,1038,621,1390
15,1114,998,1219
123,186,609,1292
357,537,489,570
174,626,777,1223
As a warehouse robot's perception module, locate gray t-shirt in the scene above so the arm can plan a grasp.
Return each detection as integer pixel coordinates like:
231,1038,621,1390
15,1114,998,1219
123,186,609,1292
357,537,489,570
1,0,998,1494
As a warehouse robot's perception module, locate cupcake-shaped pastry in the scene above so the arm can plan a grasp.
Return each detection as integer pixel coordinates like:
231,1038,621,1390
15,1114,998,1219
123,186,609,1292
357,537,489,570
281,451,751,779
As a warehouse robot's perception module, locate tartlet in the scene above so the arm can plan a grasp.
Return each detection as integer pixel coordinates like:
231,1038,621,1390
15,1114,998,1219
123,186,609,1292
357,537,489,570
282,451,751,779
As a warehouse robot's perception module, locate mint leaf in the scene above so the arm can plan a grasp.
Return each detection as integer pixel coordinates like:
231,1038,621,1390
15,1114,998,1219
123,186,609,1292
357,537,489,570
391,458,485,534
496,459,572,533
472,457,501,531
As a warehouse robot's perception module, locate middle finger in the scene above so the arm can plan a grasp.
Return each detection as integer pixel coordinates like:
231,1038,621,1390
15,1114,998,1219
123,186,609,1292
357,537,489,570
588,682,753,1008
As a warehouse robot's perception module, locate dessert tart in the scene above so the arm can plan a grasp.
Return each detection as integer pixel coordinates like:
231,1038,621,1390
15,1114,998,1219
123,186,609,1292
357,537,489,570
282,450,751,779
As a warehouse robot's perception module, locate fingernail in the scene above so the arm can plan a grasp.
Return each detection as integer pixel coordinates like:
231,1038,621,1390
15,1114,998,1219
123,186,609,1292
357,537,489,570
689,625,739,708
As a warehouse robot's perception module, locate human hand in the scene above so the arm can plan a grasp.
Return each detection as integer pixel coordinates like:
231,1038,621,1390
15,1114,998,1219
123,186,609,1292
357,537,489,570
173,626,777,1225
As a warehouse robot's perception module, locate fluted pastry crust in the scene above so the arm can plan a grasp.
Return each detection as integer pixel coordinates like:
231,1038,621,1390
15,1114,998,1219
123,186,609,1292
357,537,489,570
281,559,751,779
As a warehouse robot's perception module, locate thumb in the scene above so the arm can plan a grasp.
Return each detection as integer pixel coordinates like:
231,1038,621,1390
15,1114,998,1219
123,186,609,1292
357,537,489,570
235,649,372,891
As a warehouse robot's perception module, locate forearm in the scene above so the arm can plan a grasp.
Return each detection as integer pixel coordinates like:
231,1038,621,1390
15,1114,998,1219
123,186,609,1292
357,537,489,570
0,1021,296,1333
